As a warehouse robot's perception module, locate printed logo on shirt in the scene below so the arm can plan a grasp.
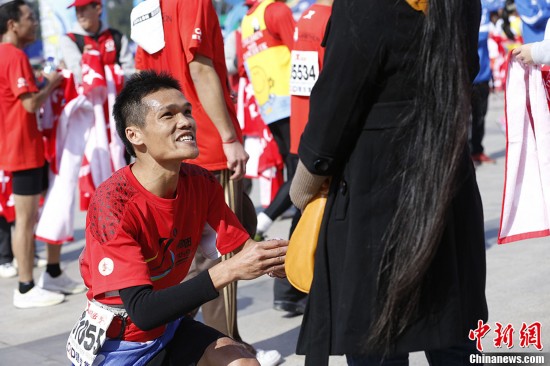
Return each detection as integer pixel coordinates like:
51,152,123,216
98,258,114,276
81,63,105,86
293,26,299,42
17,77,28,88
303,10,316,19
192,28,202,42
104,39,116,53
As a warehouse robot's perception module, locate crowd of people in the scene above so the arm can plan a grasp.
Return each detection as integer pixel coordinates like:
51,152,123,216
0,0,549,365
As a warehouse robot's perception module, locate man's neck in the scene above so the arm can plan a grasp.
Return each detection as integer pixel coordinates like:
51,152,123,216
83,20,102,37
1,33,24,49
131,159,180,199
90,21,102,36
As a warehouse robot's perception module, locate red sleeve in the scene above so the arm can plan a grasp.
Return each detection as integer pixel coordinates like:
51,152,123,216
206,179,250,255
179,0,216,63
84,206,153,299
9,50,38,98
265,2,296,49
135,46,148,70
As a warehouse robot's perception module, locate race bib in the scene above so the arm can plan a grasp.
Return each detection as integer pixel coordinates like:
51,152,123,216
290,50,319,96
67,301,115,366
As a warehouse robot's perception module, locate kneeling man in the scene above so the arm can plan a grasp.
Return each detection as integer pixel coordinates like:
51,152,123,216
68,70,287,366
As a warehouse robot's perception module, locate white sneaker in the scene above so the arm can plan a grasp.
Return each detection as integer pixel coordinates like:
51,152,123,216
0,262,17,278
38,271,87,295
34,256,47,268
256,349,282,366
13,255,48,269
13,286,65,309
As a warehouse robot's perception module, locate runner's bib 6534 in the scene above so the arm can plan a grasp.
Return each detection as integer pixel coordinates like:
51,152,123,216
290,50,319,96
67,301,115,366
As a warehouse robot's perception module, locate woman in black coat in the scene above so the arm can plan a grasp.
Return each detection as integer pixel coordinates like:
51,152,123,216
289,0,488,365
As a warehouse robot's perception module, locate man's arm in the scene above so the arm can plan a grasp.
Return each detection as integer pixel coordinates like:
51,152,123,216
19,71,63,113
119,238,287,330
265,2,296,49
59,34,84,83
188,54,248,180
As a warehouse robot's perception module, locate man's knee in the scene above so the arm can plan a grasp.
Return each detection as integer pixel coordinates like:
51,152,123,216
199,337,259,366
13,194,40,223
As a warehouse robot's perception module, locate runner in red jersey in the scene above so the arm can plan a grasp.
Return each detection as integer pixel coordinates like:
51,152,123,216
290,0,333,155
135,0,246,173
67,71,287,365
0,0,83,309
134,1,270,358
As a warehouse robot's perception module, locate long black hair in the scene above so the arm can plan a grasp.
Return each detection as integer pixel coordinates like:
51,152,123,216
368,0,476,353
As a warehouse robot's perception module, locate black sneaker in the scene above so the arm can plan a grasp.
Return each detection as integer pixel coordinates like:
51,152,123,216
273,300,305,315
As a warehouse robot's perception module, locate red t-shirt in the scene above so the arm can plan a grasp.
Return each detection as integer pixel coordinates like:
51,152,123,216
0,43,44,171
290,4,332,154
135,0,242,171
80,163,249,341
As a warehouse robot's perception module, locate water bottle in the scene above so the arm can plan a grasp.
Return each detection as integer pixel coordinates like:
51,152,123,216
43,56,57,74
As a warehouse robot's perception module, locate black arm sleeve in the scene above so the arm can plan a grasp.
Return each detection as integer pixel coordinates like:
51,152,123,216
119,270,219,331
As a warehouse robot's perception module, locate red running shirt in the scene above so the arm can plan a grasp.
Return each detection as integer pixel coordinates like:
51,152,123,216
290,4,332,154
135,0,242,171
0,43,44,171
80,164,249,341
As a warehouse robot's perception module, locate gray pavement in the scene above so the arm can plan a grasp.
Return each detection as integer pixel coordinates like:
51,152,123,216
1,91,549,365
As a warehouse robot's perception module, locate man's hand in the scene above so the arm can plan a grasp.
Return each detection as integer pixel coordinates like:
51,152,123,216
189,54,248,180
21,70,64,113
223,140,249,180
208,238,288,289
42,69,63,90
512,44,534,65
233,238,287,280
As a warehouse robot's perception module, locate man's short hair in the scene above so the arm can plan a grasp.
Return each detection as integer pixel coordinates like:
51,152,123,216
0,0,26,35
113,70,182,157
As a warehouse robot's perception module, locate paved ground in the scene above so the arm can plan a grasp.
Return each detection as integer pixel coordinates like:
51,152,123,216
0,91,549,365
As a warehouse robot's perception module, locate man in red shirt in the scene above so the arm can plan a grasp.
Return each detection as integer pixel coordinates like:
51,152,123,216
0,0,84,308
67,70,287,365
290,0,332,155
135,0,272,359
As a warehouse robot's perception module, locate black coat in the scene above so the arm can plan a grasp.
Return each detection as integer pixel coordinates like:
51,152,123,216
296,0,488,364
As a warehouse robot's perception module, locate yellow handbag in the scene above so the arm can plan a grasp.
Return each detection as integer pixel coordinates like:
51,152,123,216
286,185,329,293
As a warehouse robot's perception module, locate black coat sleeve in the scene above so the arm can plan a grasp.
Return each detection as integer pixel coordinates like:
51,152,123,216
119,270,219,331
298,0,386,176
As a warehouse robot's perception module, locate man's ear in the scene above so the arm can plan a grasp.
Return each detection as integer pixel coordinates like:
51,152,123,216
96,3,103,18
126,126,143,147
7,18,17,33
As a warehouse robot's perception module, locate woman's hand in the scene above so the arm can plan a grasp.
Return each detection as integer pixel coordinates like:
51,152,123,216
290,160,329,211
513,44,534,65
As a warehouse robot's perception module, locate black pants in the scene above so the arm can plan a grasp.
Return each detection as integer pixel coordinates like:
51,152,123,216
265,118,298,219
470,81,490,155
267,118,307,303
0,217,13,265
146,317,225,366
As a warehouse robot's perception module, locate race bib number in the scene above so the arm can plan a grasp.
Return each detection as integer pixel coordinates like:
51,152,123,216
67,301,115,366
290,50,319,96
